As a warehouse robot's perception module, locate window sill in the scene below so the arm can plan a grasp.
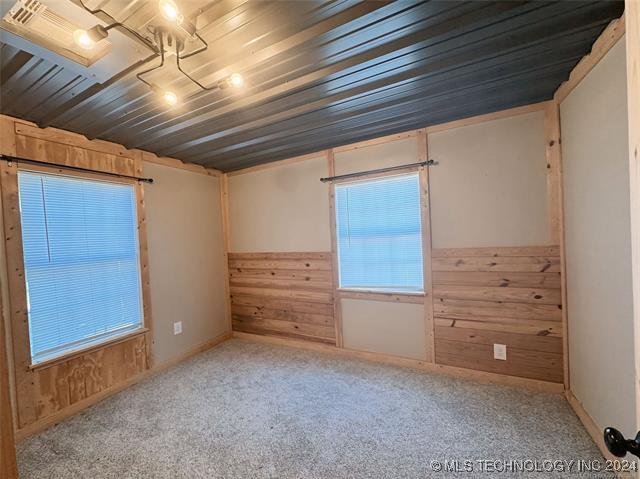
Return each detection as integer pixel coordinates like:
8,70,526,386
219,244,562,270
29,327,149,371
337,288,425,296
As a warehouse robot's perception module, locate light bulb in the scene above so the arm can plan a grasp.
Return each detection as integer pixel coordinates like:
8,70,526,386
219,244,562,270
229,73,244,88
159,0,179,21
162,90,178,106
73,29,95,50
73,26,108,50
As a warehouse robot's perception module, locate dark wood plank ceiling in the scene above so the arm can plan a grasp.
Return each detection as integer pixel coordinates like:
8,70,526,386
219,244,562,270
0,0,625,171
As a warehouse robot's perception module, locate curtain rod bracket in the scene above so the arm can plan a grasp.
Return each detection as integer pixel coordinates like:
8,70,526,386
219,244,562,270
320,159,437,183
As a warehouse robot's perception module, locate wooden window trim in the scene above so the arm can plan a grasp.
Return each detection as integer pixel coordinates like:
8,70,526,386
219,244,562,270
0,143,153,429
332,169,426,293
337,288,425,296
16,163,151,365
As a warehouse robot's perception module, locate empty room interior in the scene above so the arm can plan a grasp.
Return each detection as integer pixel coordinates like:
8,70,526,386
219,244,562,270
1,0,640,477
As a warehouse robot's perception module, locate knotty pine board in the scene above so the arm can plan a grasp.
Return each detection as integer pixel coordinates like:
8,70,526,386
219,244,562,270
432,245,563,383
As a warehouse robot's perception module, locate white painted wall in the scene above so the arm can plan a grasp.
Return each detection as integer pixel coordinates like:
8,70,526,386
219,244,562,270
228,156,331,252
341,299,426,360
143,162,229,365
334,137,418,175
560,38,635,436
428,111,549,248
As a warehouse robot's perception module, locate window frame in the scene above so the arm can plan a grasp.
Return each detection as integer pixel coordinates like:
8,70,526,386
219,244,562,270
11,163,151,369
332,169,426,294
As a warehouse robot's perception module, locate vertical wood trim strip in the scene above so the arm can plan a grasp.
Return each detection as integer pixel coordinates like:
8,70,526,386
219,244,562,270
220,174,233,334
0,160,35,428
135,175,154,368
418,130,435,363
0,240,18,478
0,117,18,429
544,102,562,245
0,117,17,158
327,149,343,347
625,0,640,431
544,101,569,389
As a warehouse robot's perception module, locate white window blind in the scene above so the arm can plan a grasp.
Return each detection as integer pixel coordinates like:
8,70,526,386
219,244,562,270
18,171,144,364
335,173,424,292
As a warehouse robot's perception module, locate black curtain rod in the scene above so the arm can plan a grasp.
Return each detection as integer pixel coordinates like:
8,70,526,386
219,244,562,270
320,159,436,183
0,155,154,184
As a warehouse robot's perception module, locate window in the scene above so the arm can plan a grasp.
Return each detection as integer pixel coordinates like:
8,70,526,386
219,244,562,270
18,171,144,364
335,172,424,292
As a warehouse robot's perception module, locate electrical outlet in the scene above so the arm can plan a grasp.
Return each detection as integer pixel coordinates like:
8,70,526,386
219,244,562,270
173,321,182,335
493,343,507,360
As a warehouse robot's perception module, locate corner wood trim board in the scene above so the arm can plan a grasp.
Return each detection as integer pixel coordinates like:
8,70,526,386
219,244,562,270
228,252,336,344
432,245,563,384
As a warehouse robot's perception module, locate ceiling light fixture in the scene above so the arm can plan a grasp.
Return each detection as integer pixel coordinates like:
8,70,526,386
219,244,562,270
159,0,180,22
147,83,179,106
76,1,246,107
72,25,108,50
162,90,179,106
157,0,197,38
75,0,159,54
228,73,244,88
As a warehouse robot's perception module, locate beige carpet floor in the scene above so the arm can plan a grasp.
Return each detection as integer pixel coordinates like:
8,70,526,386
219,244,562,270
17,338,611,478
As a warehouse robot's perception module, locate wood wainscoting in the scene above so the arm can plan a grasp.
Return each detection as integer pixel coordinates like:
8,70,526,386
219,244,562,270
432,245,563,383
30,333,147,419
228,252,336,344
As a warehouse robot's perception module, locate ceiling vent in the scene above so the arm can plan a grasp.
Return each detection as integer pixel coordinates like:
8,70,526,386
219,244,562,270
1,0,110,66
4,0,45,26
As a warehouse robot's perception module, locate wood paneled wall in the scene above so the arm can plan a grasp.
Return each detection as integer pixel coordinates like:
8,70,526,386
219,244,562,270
432,245,563,383
229,252,336,343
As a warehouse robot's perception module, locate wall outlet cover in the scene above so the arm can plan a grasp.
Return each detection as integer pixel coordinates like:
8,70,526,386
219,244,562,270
173,321,182,335
493,343,507,360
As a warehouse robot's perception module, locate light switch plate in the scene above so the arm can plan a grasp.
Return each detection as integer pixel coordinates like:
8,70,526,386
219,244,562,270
493,343,507,360
173,321,182,335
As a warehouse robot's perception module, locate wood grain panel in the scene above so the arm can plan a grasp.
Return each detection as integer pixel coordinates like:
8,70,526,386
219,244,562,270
432,256,560,272
229,258,331,271
230,276,332,291
15,135,137,176
232,305,333,326
432,245,563,383
434,285,561,305
231,294,333,316
229,268,332,282
433,271,560,288
232,316,335,343
434,326,562,354
229,252,335,344
432,245,560,257
435,339,563,383
434,298,562,321
0,267,18,478
33,334,146,422
435,317,562,337
336,289,424,304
